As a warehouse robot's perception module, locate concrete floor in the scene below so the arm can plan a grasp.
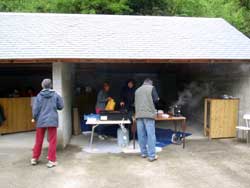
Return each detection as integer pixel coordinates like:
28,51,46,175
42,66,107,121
1,128,250,188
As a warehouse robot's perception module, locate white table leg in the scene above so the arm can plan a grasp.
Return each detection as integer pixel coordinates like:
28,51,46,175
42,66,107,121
89,124,99,149
247,130,249,146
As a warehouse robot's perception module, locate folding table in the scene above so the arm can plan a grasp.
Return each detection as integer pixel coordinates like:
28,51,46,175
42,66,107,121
86,119,131,149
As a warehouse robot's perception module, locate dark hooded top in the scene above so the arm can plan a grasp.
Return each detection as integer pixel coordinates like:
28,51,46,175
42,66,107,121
120,85,136,112
32,89,64,128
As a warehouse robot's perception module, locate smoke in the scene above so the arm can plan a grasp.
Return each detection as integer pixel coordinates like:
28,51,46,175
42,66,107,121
239,64,250,73
174,81,215,109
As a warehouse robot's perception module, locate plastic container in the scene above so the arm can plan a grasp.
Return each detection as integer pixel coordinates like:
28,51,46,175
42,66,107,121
117,126,129,147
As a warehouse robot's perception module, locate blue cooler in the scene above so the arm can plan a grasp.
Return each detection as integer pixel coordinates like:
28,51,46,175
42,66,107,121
81,114,100,132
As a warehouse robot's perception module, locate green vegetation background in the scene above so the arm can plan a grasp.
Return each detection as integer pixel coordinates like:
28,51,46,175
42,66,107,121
0,0,249,36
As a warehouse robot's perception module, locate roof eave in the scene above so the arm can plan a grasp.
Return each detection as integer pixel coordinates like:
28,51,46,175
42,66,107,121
0,58,250,64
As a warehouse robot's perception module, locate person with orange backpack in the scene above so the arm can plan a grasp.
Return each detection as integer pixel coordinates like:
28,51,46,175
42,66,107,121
95,82,113,140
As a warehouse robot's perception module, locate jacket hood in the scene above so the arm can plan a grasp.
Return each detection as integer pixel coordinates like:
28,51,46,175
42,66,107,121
40,89,55,98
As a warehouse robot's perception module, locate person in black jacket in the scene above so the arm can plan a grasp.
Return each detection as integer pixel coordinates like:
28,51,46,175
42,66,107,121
120,79,136,114
120,79,136,140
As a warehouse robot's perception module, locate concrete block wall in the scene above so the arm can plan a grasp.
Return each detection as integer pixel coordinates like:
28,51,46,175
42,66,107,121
52,62,74,148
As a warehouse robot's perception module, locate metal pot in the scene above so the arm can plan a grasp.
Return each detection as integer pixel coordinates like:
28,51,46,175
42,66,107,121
169,105,182,117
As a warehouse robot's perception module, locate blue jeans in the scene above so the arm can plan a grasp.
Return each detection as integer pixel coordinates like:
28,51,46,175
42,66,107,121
136,118,156,159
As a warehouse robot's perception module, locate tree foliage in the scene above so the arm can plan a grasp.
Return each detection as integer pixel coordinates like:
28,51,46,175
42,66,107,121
127,0,169,15
0,0,249,36
167,0,250,36
81,0,131,14
0,0,131,14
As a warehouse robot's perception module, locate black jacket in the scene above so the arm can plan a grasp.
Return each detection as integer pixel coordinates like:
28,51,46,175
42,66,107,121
120,86,136,112
0,105,6,126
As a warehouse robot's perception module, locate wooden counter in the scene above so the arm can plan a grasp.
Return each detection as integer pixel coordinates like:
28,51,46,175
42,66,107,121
0,98,35,134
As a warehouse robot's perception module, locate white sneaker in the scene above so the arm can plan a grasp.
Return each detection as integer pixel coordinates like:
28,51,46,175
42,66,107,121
98,135,105,140
141,154,147,158
30,158,38,165
148,155,158,162
46,161,58,168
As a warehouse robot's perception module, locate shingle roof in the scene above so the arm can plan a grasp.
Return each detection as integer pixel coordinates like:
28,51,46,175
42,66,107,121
0,13,250,62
